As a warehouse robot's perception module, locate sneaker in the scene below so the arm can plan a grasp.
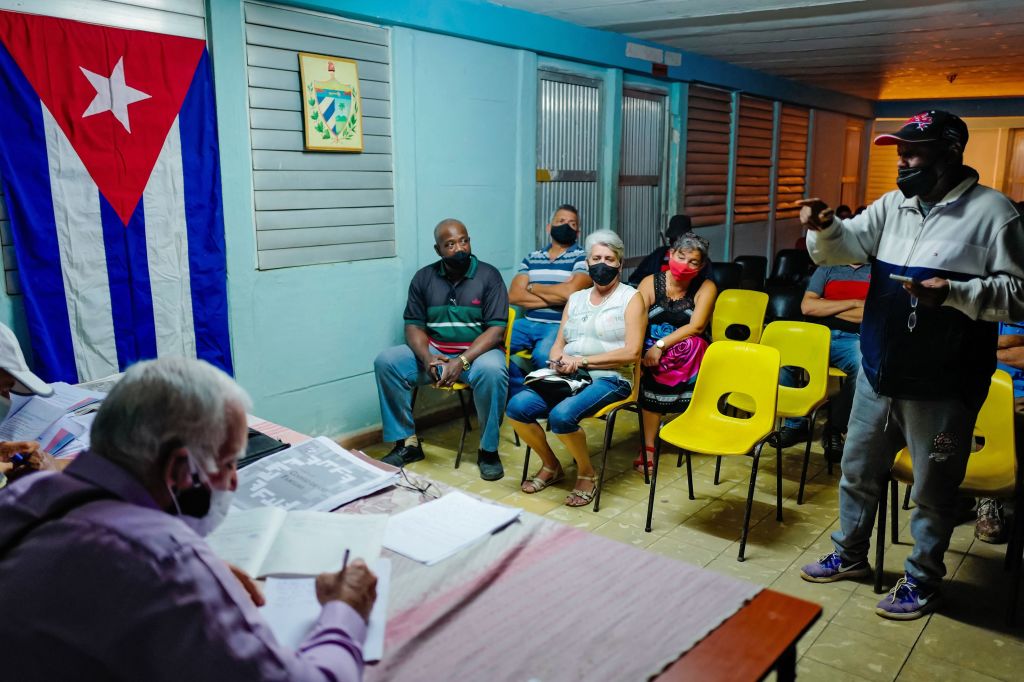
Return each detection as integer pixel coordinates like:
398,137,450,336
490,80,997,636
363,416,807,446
477,449,504,481
975,498,1007,544
381,441,425,467
800,551,871,583
822,428,844,464
875,575,941,620
768,425,809,449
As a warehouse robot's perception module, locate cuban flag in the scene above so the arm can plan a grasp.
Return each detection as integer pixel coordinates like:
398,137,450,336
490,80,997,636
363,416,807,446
0,11,232,382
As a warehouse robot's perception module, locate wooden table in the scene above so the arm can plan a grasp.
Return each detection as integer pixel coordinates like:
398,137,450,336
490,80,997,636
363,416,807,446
657,589,822,681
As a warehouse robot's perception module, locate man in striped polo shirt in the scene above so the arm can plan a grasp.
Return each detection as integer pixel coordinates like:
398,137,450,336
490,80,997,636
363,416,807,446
373,219,509,480
507,205,591,395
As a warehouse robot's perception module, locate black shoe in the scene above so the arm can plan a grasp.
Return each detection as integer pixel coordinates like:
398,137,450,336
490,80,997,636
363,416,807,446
477,449,504,481
822,429,844,464
381,441,425,467
768,425,809,449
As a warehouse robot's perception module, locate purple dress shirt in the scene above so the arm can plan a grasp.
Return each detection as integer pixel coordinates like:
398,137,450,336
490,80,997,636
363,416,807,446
0,452,367,681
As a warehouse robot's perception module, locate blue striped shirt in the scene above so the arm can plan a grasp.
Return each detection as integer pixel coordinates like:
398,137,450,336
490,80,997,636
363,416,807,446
517,244,588,323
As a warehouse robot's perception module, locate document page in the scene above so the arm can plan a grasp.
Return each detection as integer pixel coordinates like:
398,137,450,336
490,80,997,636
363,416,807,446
206,507,286,577
262,558,391,662
383,491,521,565
259,512,387,577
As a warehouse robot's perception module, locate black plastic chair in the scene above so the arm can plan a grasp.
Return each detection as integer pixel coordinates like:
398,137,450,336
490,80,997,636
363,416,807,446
766,286,804,322
768,249,814,289
733,255,768,291
710,262,742,292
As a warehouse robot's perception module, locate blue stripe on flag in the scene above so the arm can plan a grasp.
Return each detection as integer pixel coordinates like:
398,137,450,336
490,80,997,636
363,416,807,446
100,196,157,369
179,50,233,374
0,43,77,381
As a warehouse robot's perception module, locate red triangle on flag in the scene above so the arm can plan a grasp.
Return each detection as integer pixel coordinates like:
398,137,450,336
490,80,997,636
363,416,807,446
0,11,205,224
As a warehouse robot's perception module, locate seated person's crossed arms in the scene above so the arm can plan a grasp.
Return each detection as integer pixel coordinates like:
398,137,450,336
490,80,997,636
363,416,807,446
374,218,509,480
508,230,645,507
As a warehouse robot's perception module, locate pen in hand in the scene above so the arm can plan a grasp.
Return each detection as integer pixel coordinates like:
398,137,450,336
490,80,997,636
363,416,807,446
341,548,350,573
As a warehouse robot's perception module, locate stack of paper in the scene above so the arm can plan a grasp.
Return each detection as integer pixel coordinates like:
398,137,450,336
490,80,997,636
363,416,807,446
0,383,105,456
383,491,522,565
233,437,398,512
206,507,387,577
261,559,391,662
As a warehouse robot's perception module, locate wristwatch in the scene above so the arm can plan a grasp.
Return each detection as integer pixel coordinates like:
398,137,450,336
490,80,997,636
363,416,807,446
655,339,666,349
526,283,535,293
580,356,589,368
459,355,471,371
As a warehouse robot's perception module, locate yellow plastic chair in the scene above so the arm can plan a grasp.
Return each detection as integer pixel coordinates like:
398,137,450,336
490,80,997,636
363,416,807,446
412,308,515,468
724,321,832,505
646,341,780,561
872,370,1024,623
710,289,769,344
519,359,646,511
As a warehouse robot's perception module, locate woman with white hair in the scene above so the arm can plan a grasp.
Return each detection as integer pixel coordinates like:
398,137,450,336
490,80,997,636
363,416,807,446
507,230,645,507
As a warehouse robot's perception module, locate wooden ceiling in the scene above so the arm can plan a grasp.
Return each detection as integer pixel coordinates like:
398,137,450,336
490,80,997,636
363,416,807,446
492,0,1024,100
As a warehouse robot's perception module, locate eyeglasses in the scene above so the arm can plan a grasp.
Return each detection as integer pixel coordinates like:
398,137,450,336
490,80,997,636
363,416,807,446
907,295,918,332
395,466,439,500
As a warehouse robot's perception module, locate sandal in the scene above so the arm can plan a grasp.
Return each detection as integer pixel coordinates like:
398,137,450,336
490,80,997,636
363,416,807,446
633,446,656,473
565,474,598,507
522,464,564,494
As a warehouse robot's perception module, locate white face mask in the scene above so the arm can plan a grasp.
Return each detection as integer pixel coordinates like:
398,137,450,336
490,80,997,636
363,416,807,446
167,456,234,537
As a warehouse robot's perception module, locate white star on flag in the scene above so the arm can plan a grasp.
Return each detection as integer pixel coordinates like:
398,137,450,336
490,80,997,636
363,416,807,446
80,57,151,133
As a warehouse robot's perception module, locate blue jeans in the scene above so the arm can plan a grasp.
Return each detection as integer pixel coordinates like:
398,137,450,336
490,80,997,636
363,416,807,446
373,345,508,451
783,330,862,431
505,376,632,434
508,317,561,397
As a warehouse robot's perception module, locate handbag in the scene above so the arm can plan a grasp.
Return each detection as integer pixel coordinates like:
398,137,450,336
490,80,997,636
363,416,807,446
524,367,593,406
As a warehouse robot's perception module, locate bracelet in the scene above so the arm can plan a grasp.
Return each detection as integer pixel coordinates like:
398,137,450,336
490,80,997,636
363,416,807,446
459,355,471,371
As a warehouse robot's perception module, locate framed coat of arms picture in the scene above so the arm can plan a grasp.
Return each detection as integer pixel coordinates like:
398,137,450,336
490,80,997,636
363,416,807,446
297,52,363,152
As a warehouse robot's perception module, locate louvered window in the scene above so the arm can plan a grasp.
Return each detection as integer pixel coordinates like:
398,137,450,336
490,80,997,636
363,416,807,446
683,86,733,228
775,105,809,220
733,95,773,224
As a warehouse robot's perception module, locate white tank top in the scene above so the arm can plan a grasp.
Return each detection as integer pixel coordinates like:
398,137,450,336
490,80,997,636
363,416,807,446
563,282,637,383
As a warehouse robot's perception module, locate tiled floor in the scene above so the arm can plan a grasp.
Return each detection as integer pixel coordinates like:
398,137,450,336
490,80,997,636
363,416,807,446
363,413,1024,681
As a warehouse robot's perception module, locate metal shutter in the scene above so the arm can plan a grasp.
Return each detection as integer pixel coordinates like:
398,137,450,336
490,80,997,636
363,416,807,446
775,105,810,220
734,95,774,224
245,2,394,269
536,71,602,245
619,88,667,266
683,85,733,228
0,0,207,295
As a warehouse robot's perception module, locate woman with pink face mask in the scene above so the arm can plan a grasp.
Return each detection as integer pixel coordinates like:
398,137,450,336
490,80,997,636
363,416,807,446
633,232,718,473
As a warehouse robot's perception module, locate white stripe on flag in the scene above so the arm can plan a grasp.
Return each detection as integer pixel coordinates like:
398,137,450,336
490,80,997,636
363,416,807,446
142,117,197,360
43,109,119,381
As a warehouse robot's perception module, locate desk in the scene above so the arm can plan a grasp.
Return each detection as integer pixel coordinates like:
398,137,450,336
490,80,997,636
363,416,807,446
251,420,820,681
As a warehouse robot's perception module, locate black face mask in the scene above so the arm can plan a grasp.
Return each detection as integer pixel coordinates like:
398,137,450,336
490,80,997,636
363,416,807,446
588,263,620,286
896,164,941,199
550,223,578,246
442,250,472,276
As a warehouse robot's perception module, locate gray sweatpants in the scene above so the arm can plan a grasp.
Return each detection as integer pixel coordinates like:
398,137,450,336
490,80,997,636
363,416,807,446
832,371,978,589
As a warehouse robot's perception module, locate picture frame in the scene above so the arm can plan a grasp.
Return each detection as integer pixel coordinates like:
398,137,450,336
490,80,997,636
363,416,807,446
297,52,363,152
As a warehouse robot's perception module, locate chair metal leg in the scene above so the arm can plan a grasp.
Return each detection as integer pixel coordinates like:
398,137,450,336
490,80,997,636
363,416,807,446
513,431,520,447
594,408,621,512
411,387,418,411
714,456,722,485
685,452,695,500
645,437,664,532
639,409,650,485
776,444,784,522
874,481,888,594
890,479,899,545
902,483,912,510
738,442,764,562
797,407,819,505
454,390,470,469
520,446,532,485
676,449,684,468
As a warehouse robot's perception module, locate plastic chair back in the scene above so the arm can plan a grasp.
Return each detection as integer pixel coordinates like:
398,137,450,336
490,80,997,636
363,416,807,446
769,249,813,286
711,289,769,343
734,255,768,291
710,262,743,292
892,370,1017,498
659,341,780,456
761,321,831,418
766,286,804,322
